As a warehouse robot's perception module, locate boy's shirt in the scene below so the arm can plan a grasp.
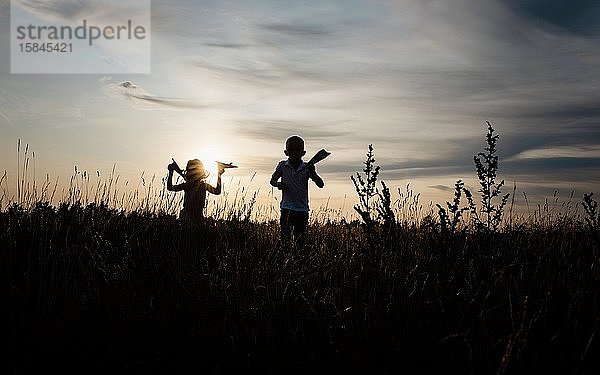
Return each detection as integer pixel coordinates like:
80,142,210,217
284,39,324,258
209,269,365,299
271,160,317,212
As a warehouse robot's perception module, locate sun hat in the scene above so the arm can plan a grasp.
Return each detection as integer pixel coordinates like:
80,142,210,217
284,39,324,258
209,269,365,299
185,159,209,182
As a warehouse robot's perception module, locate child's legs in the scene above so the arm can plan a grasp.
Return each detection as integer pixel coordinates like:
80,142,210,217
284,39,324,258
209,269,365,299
280,208,293,242
290,210,309,245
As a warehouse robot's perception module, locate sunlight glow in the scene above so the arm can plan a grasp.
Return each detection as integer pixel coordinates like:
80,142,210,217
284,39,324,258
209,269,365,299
194,148,216,186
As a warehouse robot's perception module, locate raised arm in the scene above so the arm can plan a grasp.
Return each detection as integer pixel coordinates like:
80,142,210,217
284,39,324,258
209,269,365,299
205,168,223,195
167,164,186,192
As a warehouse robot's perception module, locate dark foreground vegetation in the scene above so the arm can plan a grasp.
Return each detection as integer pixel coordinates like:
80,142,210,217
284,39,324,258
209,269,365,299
1,123,599,374
1,207,598,374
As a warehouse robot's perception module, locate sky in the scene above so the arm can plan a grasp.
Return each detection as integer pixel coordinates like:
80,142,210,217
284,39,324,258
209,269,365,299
0,0,599,218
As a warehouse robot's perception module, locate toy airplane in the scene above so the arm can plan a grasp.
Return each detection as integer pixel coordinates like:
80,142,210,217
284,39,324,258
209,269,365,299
216,161,238,169
298,149,331,172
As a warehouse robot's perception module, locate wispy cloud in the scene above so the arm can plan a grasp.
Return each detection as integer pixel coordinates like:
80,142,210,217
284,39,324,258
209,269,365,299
429,184,454,193
102,80,210,110
235,119,350,143
260,22,331,37
0,1,9,17
503,0,600,37
0,88,18,126
14,0,146,23
205,42,253,49
509,145,600,160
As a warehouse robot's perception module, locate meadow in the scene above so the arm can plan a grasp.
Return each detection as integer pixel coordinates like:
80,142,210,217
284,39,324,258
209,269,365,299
1,124,598,374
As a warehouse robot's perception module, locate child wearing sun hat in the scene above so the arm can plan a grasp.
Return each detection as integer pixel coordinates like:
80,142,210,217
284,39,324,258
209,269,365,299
167,159,225,221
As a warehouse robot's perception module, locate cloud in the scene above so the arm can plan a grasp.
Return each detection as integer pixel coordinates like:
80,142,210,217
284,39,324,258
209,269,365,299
102,80,210,110
509,145,600,160
504,0,600,37
15,0,93,20
428,185,454,193
235,119,351,143
0,88,17,126
13,0,146,23
151,0,600,163
205,42,252,49
0,86,36,127
260,22,331,37
0,0,8,16
0,108,11,126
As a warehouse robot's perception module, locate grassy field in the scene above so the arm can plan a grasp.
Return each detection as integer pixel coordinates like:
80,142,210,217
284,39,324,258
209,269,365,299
1,125,599,374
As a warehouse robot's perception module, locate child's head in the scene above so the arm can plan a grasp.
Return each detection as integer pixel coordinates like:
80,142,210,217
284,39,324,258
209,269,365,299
185,159,209,183
284,135,306,162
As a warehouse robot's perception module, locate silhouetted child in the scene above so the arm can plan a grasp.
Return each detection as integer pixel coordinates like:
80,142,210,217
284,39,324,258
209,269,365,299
270,135,324,246
167,159,224,221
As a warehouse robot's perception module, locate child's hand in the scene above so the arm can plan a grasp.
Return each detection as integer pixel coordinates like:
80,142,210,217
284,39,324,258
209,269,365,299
167,162,175,172
277,182,286,190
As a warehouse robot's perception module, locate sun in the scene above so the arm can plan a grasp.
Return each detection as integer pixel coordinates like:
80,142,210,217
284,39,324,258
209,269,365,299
196,147,222,184
181,136,237,185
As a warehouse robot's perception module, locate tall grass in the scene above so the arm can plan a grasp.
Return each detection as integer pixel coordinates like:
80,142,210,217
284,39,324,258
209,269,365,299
1,125,599,374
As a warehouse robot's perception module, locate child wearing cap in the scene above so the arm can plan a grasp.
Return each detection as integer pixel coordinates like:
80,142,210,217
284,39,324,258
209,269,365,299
270,135,325,245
